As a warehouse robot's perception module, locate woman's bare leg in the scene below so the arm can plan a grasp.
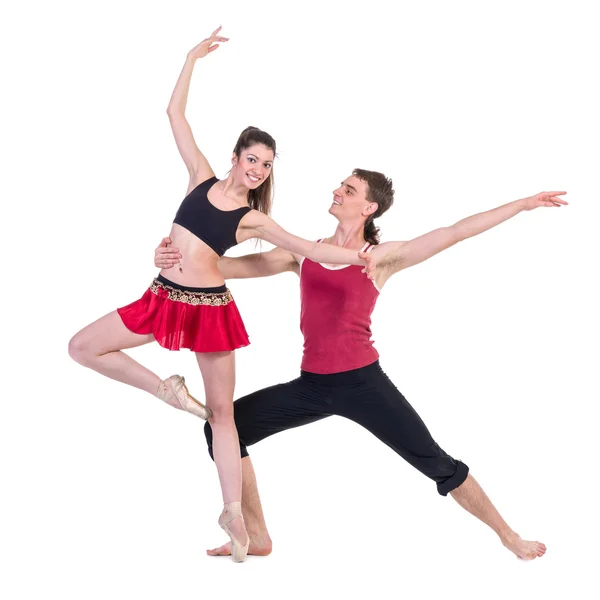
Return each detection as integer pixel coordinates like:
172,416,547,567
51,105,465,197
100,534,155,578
68,311,160,394
207,457,273,556
196,351,248,548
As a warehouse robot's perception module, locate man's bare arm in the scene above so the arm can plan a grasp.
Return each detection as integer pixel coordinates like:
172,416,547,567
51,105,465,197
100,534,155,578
362,191,568,288
154,238,299,279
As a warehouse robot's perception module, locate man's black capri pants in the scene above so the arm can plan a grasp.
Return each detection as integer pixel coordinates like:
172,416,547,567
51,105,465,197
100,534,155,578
204,360,468,496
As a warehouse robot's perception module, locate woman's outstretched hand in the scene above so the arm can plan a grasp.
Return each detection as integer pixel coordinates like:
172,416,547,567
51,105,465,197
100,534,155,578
358,242,395,280
521,191,568,210
188,26,229,61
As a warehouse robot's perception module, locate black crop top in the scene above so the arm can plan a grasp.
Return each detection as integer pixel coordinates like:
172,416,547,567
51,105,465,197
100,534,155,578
173,176,252,257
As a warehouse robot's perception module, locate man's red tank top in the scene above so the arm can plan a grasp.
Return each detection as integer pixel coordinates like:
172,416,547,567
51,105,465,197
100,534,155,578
299,241,380,374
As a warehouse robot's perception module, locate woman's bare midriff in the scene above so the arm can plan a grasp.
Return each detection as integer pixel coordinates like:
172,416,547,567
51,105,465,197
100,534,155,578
158,223,225,287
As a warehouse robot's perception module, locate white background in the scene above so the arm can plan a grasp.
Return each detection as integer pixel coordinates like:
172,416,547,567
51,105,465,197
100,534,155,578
2,1,599,598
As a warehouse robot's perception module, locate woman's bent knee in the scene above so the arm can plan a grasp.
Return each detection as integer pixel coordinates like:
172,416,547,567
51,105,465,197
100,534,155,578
68,332,96,366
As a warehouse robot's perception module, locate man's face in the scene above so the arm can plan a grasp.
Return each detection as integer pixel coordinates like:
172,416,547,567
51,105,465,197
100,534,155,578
329,175,373,219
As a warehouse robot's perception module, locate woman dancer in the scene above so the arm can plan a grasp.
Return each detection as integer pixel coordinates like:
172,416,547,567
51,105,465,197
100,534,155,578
68,28,379,562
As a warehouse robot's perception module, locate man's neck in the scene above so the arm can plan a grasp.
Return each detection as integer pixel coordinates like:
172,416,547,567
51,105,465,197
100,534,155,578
323,222,367,250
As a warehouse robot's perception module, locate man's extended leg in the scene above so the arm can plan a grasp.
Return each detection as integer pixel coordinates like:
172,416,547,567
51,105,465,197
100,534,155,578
332,361,546,560
450,474,546,559
204,375,333,555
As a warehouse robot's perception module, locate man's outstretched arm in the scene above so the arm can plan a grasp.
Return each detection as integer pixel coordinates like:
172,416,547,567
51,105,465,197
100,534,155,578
154,237,299,279
363,191,568,287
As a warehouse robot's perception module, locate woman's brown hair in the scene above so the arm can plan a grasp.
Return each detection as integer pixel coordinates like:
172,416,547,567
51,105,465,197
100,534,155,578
233,126,276,216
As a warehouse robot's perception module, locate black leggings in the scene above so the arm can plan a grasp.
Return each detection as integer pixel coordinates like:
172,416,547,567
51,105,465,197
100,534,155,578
204,360,469,496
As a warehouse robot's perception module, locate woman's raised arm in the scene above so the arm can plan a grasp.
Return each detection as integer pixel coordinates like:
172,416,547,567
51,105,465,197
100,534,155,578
166,27,228,181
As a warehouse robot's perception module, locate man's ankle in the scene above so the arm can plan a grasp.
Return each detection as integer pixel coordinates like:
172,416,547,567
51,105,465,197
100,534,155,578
499,529,518,544
247,526,269,538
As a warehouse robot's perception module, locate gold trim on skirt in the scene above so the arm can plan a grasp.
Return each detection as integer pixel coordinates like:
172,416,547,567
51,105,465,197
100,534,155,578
150,278,233,306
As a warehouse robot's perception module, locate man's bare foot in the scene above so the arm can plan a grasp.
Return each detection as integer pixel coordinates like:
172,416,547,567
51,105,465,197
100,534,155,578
502,533,547,560
207,534,272,557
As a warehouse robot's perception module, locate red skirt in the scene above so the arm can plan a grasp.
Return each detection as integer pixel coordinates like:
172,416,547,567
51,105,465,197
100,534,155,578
117,276,250,352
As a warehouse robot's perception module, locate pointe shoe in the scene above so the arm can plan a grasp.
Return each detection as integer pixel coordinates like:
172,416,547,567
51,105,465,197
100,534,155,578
218,502,249,563
155,375,212,420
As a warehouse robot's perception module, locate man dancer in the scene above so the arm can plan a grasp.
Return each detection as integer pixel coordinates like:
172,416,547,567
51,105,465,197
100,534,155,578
155,169,566,559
